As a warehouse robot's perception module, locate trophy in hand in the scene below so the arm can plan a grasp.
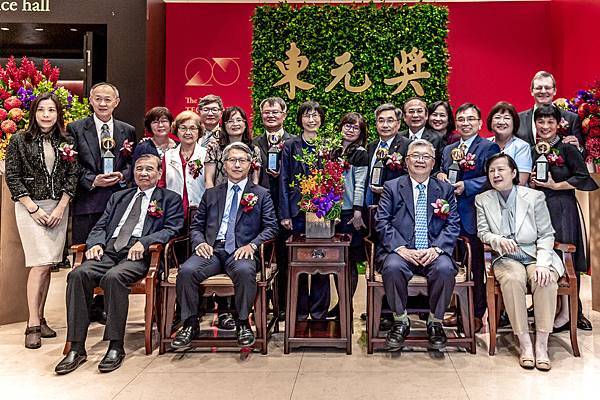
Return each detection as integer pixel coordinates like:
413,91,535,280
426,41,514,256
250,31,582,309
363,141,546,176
534,141,550,182
448,147,464,184
101,136,116,174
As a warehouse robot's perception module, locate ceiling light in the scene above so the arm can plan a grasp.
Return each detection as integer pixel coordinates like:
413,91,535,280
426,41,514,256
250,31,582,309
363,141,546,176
70,28,78,32
0,27,9,31
35,28,44,31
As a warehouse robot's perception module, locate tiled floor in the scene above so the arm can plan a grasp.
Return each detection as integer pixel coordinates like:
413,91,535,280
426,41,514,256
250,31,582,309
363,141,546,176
1,270,600,400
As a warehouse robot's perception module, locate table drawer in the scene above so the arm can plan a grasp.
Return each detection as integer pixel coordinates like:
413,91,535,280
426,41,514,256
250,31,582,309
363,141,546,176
292,246,343,262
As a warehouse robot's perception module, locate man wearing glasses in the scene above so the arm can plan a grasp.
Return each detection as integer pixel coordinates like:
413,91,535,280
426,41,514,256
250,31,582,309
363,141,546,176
172,142,278,348
516,71,584,151
375,139,460,351
438,103,500,332
197,94,224,147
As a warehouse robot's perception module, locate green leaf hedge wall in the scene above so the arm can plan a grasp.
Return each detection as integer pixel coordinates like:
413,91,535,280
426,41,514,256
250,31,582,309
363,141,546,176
251,2,449,141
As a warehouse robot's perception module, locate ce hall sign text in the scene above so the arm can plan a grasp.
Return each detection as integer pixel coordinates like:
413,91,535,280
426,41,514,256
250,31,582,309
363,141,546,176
0,0,50,12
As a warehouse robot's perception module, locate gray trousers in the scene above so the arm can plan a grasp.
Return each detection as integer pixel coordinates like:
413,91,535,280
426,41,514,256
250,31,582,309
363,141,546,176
379,253,457,319
66,238,147,343
177,243,257,322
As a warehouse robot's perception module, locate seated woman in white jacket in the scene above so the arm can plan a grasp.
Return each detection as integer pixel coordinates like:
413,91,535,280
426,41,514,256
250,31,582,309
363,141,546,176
475,153,563,371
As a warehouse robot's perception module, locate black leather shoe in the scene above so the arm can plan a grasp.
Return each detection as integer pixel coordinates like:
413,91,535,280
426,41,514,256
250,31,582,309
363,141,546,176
380,316,394,332
552,321,570,333
217,313,236,330
55,350,87,375
172,324,199,349
237,324,255,347
498,311,511,328
385,320,410,351
427,321,447,350
98,349,125,373
578,315,593,331
527,305,534,318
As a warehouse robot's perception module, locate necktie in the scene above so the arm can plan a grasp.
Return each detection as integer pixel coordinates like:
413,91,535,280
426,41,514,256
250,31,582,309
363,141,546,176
409,134,416,141
459,143,467,154
414,183,429,250
114,192,145,252
366,141,389,205
101,123,110,140
224,185,241,253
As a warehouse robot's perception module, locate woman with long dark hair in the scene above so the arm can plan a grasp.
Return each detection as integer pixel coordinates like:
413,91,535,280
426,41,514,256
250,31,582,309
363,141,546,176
5,92,79,349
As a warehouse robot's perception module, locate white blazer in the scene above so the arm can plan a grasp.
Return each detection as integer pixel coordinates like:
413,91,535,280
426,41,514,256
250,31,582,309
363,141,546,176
475,186,564,276
163,144,206,207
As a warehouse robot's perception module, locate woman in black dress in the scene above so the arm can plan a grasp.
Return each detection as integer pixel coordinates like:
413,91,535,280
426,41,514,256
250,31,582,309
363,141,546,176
530,104,598,331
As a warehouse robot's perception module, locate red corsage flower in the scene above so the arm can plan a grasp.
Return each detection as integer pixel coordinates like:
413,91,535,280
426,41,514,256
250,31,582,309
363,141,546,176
240,193,258,213
459,153,476,171
557,117,569,135
59,142,77,163
120,139,133,156
250,158,262,172
385,152,403,171
187,159,203,179
547,149,565,167
147,200,164,217
431,199,451,220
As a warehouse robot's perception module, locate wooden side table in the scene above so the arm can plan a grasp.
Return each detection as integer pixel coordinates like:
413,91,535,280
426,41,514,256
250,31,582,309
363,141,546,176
285,233,352,354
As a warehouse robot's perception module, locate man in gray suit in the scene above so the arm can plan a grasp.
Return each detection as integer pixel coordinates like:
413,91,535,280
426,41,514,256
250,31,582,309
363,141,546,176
515,71,584,152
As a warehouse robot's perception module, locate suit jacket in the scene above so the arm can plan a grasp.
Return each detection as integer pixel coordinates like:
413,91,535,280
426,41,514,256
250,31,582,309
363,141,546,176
280,136,310,220
68,116,136,215
516,107,584,150
86,186,184,253
374,175,460,265
190,181,278,251
475,186,564,276
440,135,500,235
252,130,294,213
366,134,411,204
399,127,444,172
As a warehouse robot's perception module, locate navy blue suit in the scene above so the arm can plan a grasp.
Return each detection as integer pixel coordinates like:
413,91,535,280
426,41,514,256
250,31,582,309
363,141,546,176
375,176,460,318
68,116,136,243
365,134,411,205
178,181,278,322
440,135,500,318
66,187,184,343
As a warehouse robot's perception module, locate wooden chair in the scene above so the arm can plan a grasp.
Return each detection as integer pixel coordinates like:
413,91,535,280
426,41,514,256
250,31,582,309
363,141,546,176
485,242,580,356
364,205,476,354
63,243,164,355
158,218,279,355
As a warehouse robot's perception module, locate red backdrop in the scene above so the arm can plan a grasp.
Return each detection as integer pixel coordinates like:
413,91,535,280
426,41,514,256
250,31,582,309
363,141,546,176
164,1,600,134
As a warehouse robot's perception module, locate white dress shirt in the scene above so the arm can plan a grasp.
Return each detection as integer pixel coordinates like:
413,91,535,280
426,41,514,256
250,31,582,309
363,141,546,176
408,126,426,140
94,114,114,148
216,178,248,240
112,186,156,239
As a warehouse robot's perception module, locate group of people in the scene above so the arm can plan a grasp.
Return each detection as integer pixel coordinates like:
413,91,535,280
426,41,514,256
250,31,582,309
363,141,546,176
3,70,596,375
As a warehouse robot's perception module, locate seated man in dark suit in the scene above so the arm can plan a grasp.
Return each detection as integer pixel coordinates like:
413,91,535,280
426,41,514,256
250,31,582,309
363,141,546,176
375,139,460,351
173,142,278,348
55,154,184,374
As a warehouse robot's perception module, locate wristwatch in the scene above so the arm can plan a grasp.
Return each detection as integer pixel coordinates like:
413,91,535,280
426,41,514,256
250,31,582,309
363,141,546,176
249,243,258,251
434,247,443,255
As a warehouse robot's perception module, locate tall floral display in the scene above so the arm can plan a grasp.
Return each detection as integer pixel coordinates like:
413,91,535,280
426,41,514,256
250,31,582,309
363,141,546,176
556,81,600,166
0,56,92,161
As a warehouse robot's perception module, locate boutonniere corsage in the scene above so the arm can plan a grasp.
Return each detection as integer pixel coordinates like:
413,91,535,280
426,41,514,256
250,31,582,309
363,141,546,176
250,157,262,172
187,159,203,179
547,148,565,167
459,153,476,171
58,142,77,163
147,200,164,217
385,152,403,171
120,139,133,156
557,117,569,135
240,193,258,213
431,199,451,220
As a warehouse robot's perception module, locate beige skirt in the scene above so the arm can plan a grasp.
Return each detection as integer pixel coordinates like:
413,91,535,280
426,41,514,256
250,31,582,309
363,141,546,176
15,199,68,267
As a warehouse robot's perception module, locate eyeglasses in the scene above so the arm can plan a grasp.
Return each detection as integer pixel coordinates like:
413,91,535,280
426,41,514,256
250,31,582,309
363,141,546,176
262,110,284,116
492,115,512,122
151,119,171,125
533,85,555,92
200,107,221,115
456,117,480,124
225,157,251,165
376,118,397,126
225,119,245,125
343,124,360,132
178,126,199,133
302,113,320,120
407,154,434,161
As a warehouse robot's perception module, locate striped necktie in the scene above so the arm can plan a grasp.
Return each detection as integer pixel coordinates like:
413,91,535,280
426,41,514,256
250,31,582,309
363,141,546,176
414,183,429,250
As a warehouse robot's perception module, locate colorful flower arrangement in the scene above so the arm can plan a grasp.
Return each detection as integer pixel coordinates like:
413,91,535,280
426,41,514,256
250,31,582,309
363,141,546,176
0,56,92,160
555,81,600,164
294,135,346,221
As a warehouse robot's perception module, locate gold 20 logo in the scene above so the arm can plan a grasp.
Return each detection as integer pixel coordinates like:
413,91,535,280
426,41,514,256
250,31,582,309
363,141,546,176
184,57,241,87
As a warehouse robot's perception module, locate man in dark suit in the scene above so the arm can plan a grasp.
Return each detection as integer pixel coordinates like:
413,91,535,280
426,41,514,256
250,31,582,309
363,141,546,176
366,103,411,206
55,155,184,375
173,142,278,348
376,139,460,351
252,97,294,317
399,97,444,172
438,103,500,331
516,70,584,151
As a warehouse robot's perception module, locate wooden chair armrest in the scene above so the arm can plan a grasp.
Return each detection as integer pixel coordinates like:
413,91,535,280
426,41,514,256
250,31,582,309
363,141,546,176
457,235,473,281
364,237,376,281
162,235,190,280
554,242,576,253
70,244,87,268
259,238,276,282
